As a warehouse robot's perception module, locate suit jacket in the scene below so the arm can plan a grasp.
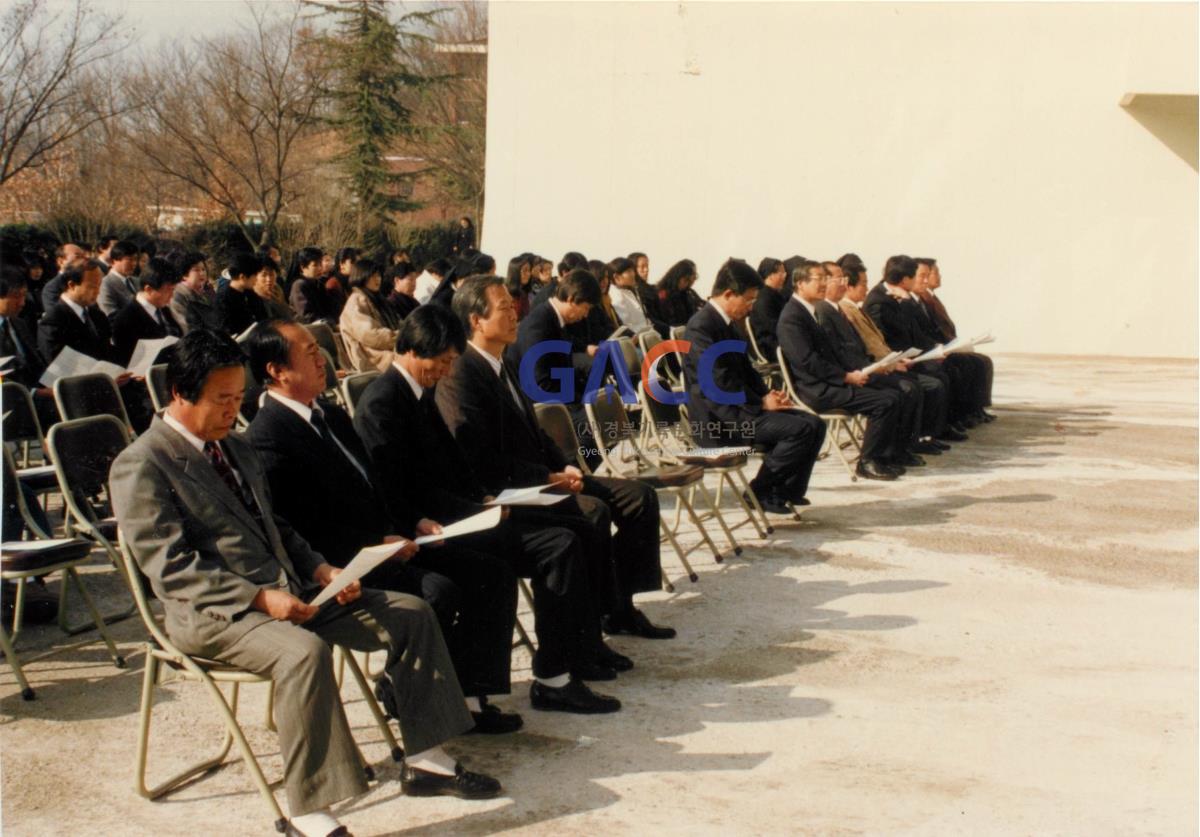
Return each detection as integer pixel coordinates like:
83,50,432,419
288,278,334,324
839,298,893,362
40,273,67,314
530,278,557,311
246,394,392,568
353,365,489,532
111,299,182,366
0,314,48,388
508,300,590,401
436,345,569,493
98,270,139,317
777,297,855,409
37,300,113,362
917,290,956,341
908,294,949,345
216,285,267,336
864,283,935,351
682,302,767,442
109,416,322,646
749,284,785,360
170,283,222,334
814,299,872,372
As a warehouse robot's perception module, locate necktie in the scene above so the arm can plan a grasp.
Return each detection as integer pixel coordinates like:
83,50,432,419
82,309,100,340
310,408,370,483
204,441,263,521
155,307,180,337
498,364,525,412
1,319,26,366
125,277,136,295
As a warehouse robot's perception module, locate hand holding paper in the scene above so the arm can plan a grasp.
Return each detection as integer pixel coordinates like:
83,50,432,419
308,541,412,607
413,506,502,545
484,484,570,507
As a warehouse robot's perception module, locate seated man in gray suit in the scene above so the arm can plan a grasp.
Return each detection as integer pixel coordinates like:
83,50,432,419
97,239,142,317
110,329,501,837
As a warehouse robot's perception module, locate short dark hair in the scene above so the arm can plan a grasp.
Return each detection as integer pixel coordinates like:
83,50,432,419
453,274,506,336
471,252,495,275
110,240,140,262
228,252,261,281
335,247,360,269
97,234,119,252
0,265,28,295
140,257,180,291
837,253,865,273
791,260,826,286
173,250,207,276
555,269,602,306
246,320,294,386
558,252,587,277
608,257,634,276
385,261,415,284
425,258,451,278
915,257,937,267
846,268,868,288
167,329,246,403
627,251,647,264
711,258,762,296
756,257,783,280
883,255,918,286
395,303,466,357
62,259,104,287
348,258,382,291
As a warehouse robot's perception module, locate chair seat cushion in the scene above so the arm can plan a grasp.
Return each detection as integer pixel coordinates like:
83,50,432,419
634,465,705,488
17,464,58,493
679,449,750,468
1,538,93,573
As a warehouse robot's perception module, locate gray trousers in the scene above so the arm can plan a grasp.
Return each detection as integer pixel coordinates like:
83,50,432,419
173,589,473,815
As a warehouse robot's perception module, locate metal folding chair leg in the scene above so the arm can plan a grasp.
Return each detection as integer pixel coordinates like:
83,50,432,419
336,647,404,765
689,480,743,557
0,624,35,700
56,568,125,666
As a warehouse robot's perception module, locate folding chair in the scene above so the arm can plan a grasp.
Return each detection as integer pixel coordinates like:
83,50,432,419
53,373,134,434
117,536,401,833
738,319,782,387
776,346,862,481
669,325,687,341
2,447,125,700
319,347,342,405
339,370,381,418
1,381,57,499
145,364,171,412
46,416,137,625
637,382,772,538
305,322,344,371
637,329,681,389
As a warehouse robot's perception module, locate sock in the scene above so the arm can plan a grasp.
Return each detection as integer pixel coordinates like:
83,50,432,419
465,696,482,713
536,673,570,688
408,745,458,776
290,809,341,837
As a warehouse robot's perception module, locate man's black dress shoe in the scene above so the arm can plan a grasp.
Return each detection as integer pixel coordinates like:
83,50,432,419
980,410,996,422
856,460,898,481
930,438,952,451
894,452,925,467
467,699,524,734
911,440,942,455
961,414,979,429
594,641,633,671
603,609,677,640
530,678,621,714
937,428,968,442
401,763,502,799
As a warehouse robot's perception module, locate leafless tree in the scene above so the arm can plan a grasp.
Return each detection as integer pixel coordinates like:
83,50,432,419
0,0,130,188
126,6,331,247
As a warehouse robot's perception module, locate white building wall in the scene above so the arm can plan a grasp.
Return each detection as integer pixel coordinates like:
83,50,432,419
484,2,1197,358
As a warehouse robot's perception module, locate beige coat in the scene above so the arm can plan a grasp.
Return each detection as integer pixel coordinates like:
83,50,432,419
839,298,892,362
338,289,398,372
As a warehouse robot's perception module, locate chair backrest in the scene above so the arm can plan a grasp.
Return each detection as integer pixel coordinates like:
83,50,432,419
616,337,641,382
2,445,50,540
117,531,185,658
588,387,636,450
636,329,662,357
145,364,171,412
46,415,132,531
54,373,131,429
340,371,381,417
532,403,587,470
1,381,43,463
637,381,690,461
670,325,686,341
775,346,819,416
305,322,342,370
318,347,338,392
745,319,768,365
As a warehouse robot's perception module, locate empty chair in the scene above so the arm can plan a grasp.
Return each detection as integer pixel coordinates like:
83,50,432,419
145,364,171,412
1,381,57,498
2,446,124,700
53,373,132,433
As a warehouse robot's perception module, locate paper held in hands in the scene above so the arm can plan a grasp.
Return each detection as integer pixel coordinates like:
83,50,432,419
414,505,503,545
861,350,904,375
484,484,570,507
38,338,178,386
309,541,411,608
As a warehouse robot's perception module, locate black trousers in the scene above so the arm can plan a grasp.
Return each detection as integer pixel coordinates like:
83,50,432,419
867,374,922,451
909,372,948,437
750,409,826,503
459,517,593,680
814,385,902,464
366,543,517,698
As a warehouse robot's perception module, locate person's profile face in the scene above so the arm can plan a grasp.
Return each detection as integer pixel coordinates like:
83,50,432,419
928,266,942,289
561,300,591,323
725,288,758,321
113,253,138,276
69,269,103,306
184,261,209,292
145,282,176,308
254,269,277,297
635,257,649,281
61,245,86,270
414,348,459,387
181,365,245,441
0,286,27,317
280,325,326,400
913,264,930,292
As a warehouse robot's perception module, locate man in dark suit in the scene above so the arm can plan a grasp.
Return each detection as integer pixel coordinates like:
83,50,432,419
440,276,674,642
111,330,501,837
915,258,994,423
110,257,183,367
777,262,907,480
245,320,522,733
683,259,825,513
864,256,970,439
749,258,787,361
38,242,88,312
354,306,621,715
0,267,58,428
37,260,153,432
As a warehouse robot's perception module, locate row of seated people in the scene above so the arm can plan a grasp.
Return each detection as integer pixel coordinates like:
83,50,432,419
110,283,678,834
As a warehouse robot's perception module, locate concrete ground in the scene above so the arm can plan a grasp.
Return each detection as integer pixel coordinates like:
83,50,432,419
1,354,1196,835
